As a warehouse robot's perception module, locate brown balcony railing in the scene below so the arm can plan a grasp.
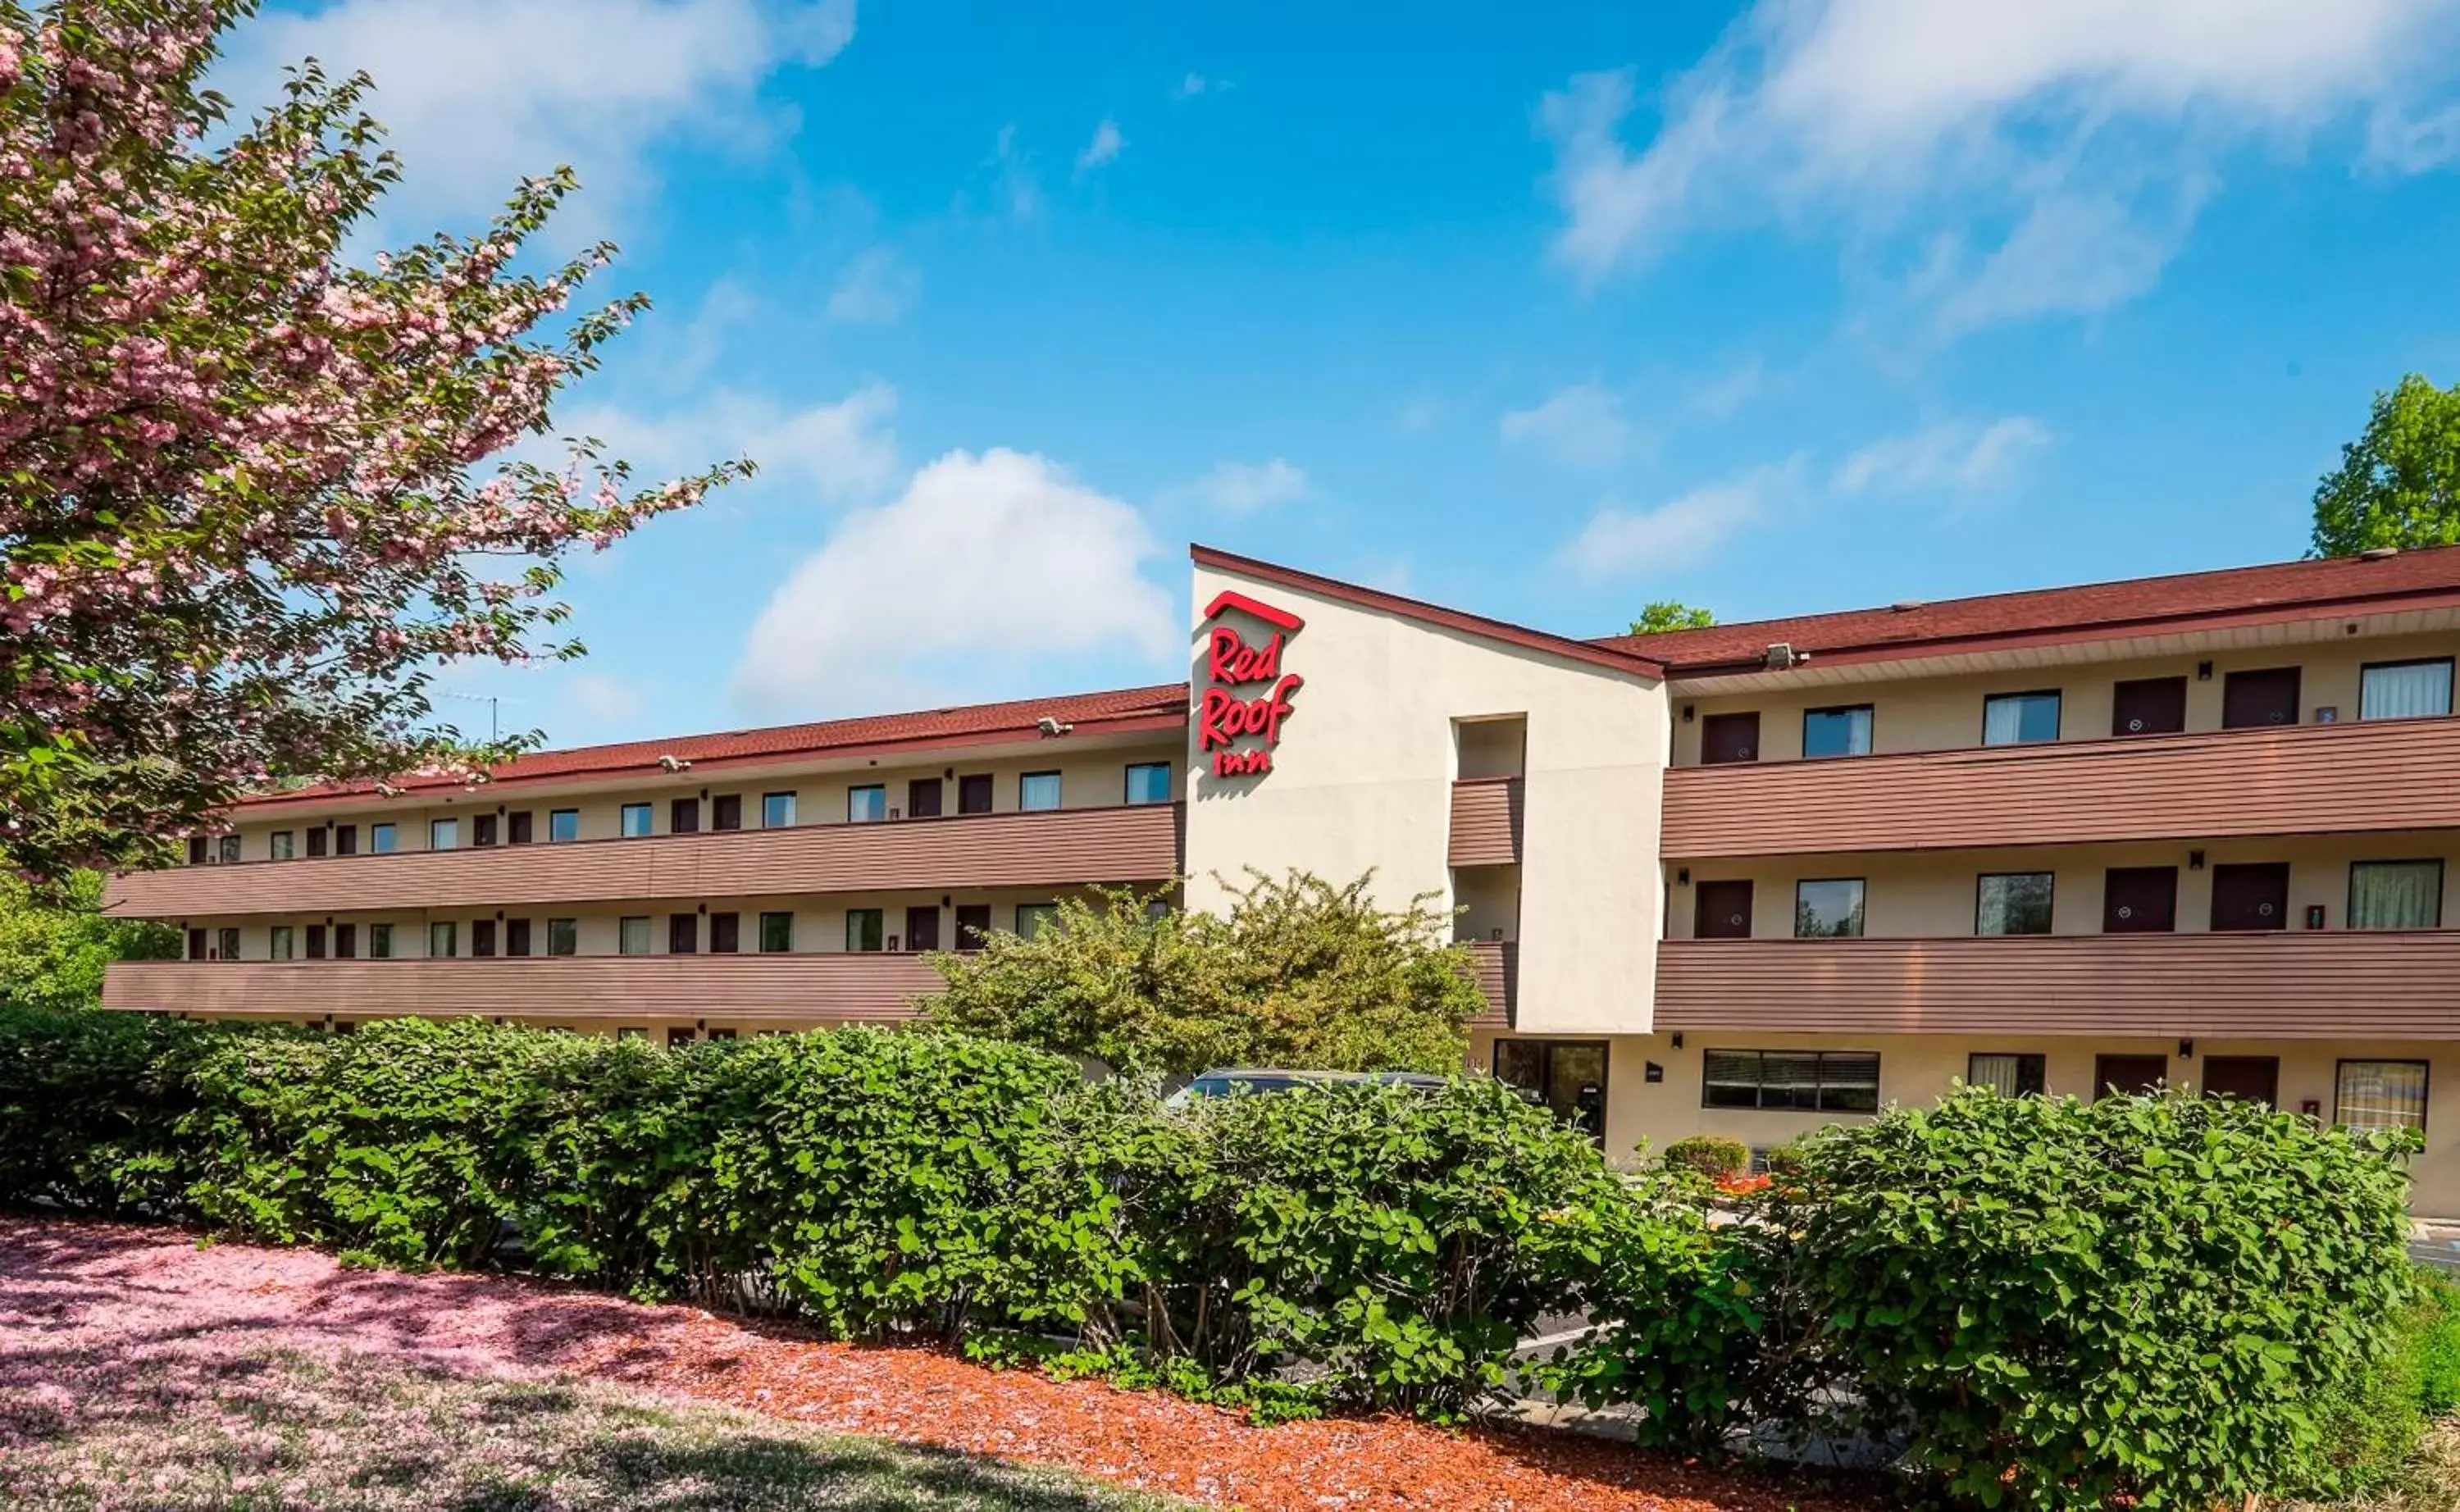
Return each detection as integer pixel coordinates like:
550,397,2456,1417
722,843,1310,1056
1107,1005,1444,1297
102,953,946,1024
1448,778,1523,868
1465,939,1516,1028
1656,931,2460,1039
102,803,1183,918
1664,715,2460,859
107,936,1524,1035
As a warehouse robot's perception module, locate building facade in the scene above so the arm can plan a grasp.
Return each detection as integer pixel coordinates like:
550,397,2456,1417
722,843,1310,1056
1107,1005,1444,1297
101,543,2460,1212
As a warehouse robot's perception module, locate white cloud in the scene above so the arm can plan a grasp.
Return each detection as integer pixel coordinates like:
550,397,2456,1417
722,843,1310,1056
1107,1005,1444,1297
1165,459,1310,513
563,672,645,728
218,0,857,234
1682,355,1766,422
1500,384,1631,471
826,247,920,325
1565,463,1800,579
1176,73,1211,98
1833,416,2052,495
558,383,898,503
1541,0,2460,327
1076,118,1127,171
988,124,1042,221
731,449,1177,714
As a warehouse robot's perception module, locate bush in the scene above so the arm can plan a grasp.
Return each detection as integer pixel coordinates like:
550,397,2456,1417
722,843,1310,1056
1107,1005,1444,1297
0,1004,198,1212
2312,1268,2460,1492
1788,1086,2421,1510
1141,1076,1621,1419
1660,1135,1748,1181
920,870,1483,1076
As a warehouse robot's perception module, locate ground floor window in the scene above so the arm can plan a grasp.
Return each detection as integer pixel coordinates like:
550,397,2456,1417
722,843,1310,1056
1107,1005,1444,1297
1703,1049,1879,1113
1492,1038,1609,1138
2337,1059,2430,1132
1968,1052,2045,1096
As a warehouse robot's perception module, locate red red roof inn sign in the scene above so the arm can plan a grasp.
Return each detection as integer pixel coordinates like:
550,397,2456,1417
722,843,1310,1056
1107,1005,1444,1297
1198,591,1304,777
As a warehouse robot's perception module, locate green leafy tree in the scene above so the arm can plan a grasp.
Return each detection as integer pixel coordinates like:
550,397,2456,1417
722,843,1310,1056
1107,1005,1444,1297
2311,373,2460,557
0,869,178,1012
919,870,1483,1076
1628,600,1715,635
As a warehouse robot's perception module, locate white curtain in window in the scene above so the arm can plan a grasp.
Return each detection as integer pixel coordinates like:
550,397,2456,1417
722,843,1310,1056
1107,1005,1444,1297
1969,1054,2023,1096
2337,1060,2429,1130
2351,861,2442,929
2360,660,2453,720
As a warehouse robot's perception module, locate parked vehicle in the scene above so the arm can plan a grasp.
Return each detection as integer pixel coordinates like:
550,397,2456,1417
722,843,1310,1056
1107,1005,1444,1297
1163,1068,1450,1109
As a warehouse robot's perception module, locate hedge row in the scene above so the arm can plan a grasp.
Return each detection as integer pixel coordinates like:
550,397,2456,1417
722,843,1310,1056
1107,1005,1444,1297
0,1006,2431,1508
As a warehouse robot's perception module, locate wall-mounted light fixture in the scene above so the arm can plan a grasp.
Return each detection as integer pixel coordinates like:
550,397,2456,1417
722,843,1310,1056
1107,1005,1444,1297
2189,850,2205,871
2197,661,2214,681
2178,1039,2195,1059
1670,1032,1684,1050
1676,868,1691,886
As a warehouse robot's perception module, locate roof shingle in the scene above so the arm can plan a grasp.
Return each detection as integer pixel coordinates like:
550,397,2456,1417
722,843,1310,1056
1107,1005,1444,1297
1600,544,2460,673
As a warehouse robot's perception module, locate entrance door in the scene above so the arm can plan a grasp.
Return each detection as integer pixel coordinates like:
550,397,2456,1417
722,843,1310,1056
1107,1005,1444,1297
908,777,943,819
1494,1039,1610,1139
954,904,992,948
2102,867,2178,933
1701,713,1761,765
904,905,941,953
2209,863,2289,931
1693,880,1755,939
2222,667,2302,729
2112,676,2188,737
2201,1055,2280,1107
2093,1054,2169,1098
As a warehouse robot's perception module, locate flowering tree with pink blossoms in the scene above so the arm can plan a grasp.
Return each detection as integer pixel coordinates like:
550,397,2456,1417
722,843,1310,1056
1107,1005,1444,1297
0,0,748,879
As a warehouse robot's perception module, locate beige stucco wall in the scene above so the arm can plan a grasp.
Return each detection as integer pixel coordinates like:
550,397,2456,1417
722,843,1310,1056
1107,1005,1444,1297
1182,564,1668,1034
206,742,1184,863
1670,631,2459,764
1469,1027,2460,1215
1669,831,2460,939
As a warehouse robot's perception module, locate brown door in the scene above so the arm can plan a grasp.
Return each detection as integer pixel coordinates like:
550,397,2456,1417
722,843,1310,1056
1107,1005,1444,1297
2201,1055,2279,1107
508,811,533,844
2094,1054,2169,1097
1693,879,1755,939
2210,863,2289,931
668,913,699,954
1700,712,1761,765
334,824,358,856
670,798,700,834
957,775,995,815
908,778,944,818
187,927,207,960
954,904,993,947
2102,867,2178,932
2222,667,2301,729
2112,676,2188,737
706,913,738,954
905,905,941,952
710,795,742,831
1494,1039,1610,1140
335,923,357,959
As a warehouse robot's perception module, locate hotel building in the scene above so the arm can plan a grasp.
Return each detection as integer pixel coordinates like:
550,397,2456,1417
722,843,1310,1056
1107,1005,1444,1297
101,544,2460,1212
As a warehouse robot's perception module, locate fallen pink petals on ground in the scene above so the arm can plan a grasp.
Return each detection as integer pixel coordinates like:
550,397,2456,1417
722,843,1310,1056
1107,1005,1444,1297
0,1215,1875,1511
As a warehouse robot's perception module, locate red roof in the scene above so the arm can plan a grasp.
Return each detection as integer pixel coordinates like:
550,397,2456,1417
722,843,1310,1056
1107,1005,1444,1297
1192,544,1665,677
1600,545,2460,675
244,683,1192,810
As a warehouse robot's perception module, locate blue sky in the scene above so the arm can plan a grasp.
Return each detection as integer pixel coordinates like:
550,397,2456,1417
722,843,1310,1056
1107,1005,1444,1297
223,1,2460,747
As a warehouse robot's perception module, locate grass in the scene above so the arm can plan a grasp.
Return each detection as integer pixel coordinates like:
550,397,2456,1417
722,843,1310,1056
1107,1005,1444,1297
2289,1417,2460,1512
0,1346,1187,1511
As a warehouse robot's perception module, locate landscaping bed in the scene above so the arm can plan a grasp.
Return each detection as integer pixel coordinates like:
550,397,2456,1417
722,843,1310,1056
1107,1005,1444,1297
0,1215,1875,1512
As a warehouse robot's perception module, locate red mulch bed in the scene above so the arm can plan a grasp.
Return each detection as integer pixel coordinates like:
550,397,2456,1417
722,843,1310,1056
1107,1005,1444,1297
0,1214,1880,1511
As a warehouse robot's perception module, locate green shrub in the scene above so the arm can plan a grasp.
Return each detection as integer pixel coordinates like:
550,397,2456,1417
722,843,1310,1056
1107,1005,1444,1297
682,1028,1147,1338
2312,1268,2460,1492
2412,1268,2460,1416
0,1004,198,1212
1140,1076,1620,1419
1660,1135,1748,1181
1789,1086,2421,1510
